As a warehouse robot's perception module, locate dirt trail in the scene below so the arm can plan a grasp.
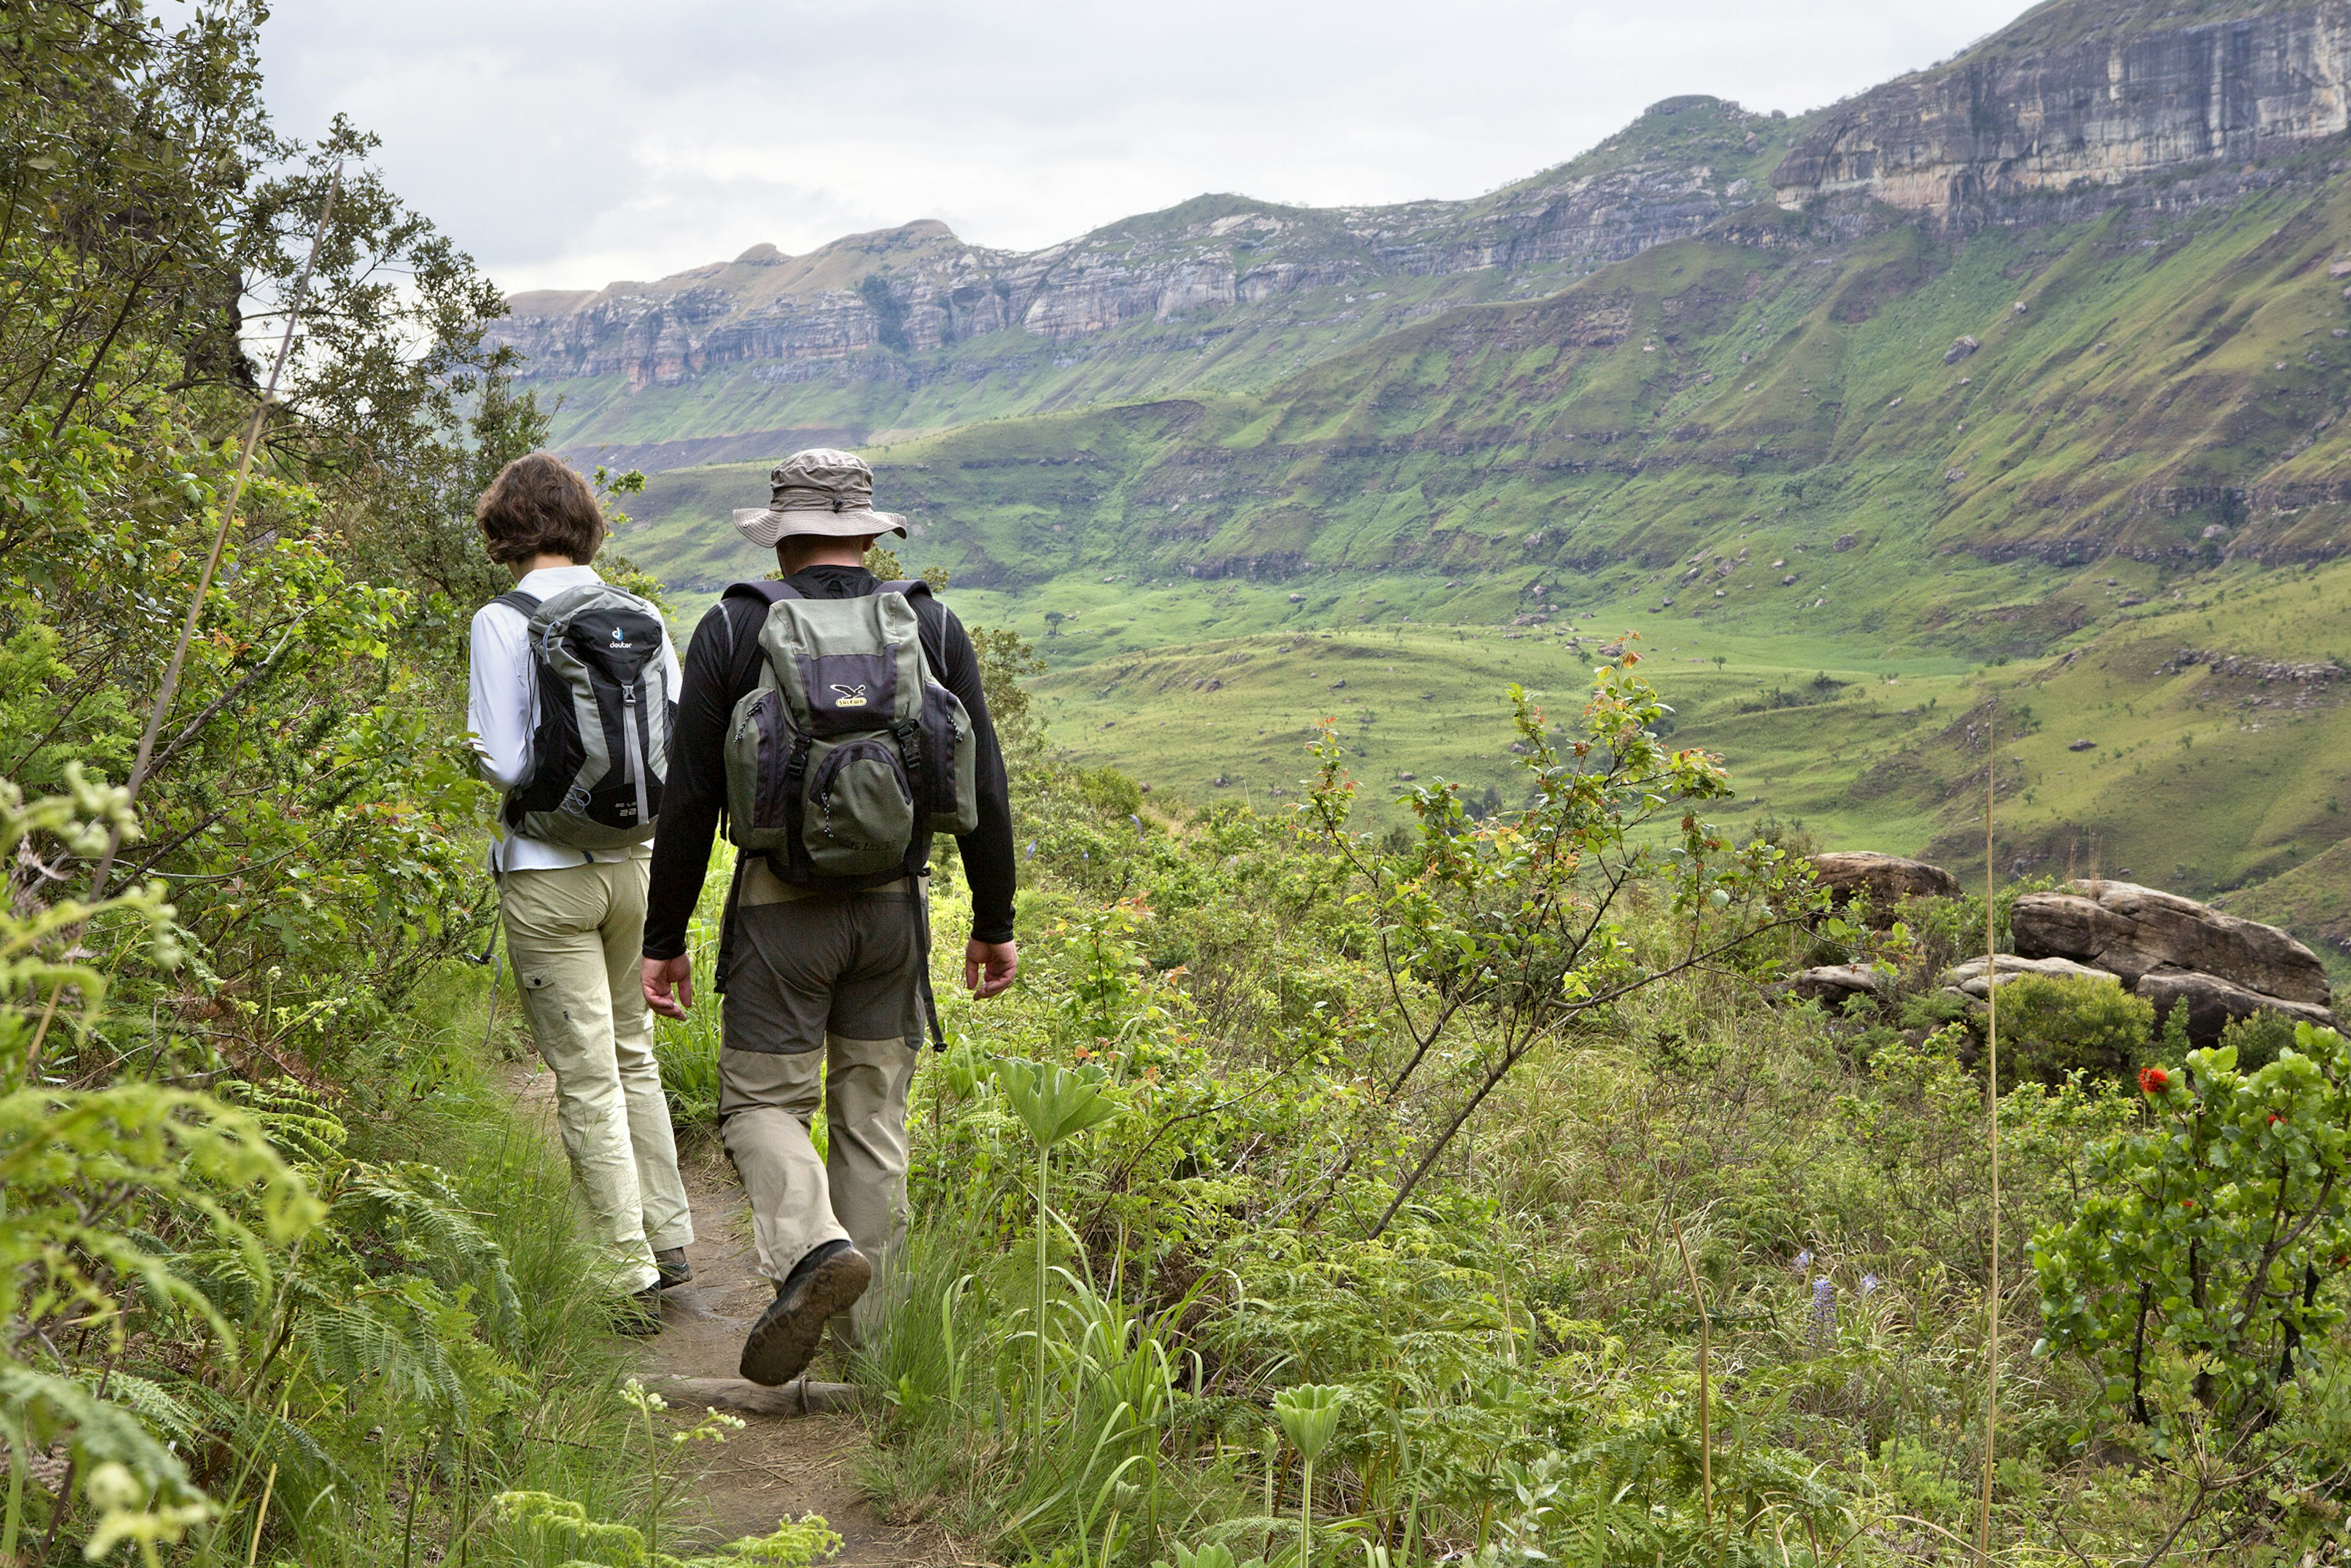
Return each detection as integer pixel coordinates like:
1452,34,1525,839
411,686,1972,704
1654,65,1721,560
504,1065,958,1564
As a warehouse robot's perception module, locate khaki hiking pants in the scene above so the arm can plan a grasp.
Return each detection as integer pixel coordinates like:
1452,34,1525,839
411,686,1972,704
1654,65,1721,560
718,877,924,1336
501,858,694,1294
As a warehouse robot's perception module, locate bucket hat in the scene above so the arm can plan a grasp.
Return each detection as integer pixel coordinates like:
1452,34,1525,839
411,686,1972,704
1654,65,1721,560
731,448,908,547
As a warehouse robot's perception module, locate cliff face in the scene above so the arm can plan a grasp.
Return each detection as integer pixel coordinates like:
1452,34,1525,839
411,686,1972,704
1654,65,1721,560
485,97,1792,392
1772,0,2351,217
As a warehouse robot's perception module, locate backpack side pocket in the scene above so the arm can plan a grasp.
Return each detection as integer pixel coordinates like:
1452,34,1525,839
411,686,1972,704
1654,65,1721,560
724,683,804,856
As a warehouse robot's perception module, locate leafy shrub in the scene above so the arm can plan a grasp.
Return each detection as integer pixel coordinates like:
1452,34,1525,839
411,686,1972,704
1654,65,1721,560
2217,1006,2298,1073
1997,973,2153,1087
2033,1028,2351,1436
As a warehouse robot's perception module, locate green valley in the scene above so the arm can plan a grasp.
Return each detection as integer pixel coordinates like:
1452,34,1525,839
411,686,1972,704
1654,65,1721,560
606,140,2351,964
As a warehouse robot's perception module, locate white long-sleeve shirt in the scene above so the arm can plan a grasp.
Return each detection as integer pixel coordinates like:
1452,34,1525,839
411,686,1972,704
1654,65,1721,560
467,564,682,873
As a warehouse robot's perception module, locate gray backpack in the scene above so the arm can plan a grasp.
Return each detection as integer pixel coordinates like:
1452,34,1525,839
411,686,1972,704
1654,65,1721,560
492,582,675,849
722,579,977,883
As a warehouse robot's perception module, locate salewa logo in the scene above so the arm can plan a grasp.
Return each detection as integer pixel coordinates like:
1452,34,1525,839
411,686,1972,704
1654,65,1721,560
829,684,869,708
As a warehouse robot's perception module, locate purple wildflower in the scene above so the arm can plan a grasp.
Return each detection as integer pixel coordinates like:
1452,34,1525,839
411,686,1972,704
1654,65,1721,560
1860,1273,1880,1298
1793,1248,1812,1273
1808,1278,1836,1348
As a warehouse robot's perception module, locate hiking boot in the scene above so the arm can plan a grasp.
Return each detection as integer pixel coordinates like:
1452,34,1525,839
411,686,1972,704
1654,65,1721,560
612,1285,665,1337
653,1247,692,1290
739,1240,870,1387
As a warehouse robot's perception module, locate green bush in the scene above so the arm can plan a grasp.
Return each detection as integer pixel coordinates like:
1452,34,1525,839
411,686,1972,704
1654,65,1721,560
1997,973,2153,1087
2216,1007,2298,1072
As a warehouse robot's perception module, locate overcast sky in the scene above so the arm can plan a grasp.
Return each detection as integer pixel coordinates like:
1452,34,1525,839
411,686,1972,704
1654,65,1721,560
260,0,2027,298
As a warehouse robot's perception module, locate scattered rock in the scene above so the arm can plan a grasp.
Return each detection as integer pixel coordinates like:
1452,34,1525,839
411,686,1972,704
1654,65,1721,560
1782,574,1798,585
1944,335,1979,364
1328,678,1347,689
1833,533,1858,552
2134,967,2338,1045
2012,299,2029,313
1941,953,2120,999
2012,880,2331,1005
1811,852,1963,923
2331,258,2351,278
1288,593,1305,603
1791,964,1893,1006
2068,738,2094,751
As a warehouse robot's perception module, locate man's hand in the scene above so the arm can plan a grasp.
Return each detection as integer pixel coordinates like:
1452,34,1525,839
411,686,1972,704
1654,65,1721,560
964,939,1018,1000
642,955,693,1021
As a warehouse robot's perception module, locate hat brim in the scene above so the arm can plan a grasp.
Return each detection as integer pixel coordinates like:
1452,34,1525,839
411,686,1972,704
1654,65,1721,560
731,506,909,548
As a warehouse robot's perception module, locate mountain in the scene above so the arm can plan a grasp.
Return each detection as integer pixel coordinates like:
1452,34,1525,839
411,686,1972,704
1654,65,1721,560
542,0,2351,959
487,95,1809,468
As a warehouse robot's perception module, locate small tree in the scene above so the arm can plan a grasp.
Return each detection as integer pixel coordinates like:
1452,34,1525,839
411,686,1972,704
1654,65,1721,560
1297,652,1810,1236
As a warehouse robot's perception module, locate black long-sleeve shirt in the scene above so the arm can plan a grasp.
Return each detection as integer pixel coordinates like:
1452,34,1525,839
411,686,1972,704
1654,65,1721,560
642,565,1016,958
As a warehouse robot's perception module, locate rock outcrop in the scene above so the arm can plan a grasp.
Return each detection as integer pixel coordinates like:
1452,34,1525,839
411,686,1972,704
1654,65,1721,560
1810,852,1963,924
2134,967,2340,1043
1772,0,2351,220
1797,853,2338,1050
2012,880,2331,1005
1942,953,2121,999
1790,964,1894,1006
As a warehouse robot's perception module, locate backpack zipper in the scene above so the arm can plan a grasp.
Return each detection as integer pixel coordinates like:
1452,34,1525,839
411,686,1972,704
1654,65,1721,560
621,681,650,825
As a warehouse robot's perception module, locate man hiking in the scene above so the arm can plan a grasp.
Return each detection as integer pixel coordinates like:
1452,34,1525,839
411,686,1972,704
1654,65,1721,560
468,452,695,1330
639,448,1018,1387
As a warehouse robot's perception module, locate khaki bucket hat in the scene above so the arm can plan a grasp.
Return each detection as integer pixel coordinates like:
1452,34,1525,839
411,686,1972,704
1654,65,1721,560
731,448,909,547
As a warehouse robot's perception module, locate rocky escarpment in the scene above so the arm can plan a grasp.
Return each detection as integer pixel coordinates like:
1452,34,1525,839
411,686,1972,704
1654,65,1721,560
487,97,1790,392
1772,0,2351,220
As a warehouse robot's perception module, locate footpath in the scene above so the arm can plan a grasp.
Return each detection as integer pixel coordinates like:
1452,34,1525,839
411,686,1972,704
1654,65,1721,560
506,1066,959,1565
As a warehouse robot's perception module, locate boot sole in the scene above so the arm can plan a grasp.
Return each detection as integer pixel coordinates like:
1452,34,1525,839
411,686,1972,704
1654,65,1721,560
739,1250,872,1386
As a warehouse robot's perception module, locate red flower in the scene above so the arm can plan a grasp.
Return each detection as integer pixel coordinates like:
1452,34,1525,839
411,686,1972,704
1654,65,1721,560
2267,1112,2282,1125
2139,1067,2170,1097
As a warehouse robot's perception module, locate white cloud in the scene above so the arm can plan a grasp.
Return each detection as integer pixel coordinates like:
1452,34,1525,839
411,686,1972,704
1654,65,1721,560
261,0,2025,294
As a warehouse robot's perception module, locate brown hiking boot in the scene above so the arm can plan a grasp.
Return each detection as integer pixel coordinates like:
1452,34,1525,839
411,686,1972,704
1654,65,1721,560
652,1247,692,1289
739,1240,870,1387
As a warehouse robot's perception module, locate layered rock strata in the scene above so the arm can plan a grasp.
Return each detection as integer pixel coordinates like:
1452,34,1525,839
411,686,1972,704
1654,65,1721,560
1772,0,2351,219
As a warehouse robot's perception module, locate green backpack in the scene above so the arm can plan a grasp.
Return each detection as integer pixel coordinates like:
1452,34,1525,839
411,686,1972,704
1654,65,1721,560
722,579,978,884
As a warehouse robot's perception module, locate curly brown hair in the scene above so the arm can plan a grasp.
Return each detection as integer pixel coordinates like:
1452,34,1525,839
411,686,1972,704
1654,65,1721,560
474,452,605,566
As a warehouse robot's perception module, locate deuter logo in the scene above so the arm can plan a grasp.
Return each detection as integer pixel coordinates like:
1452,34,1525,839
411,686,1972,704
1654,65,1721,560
829,683,869,708
610,626,627,645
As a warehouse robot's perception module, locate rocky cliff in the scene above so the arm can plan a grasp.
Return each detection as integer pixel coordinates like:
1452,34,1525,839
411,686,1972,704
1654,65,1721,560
1772,0,2351,218
487,96,1794,396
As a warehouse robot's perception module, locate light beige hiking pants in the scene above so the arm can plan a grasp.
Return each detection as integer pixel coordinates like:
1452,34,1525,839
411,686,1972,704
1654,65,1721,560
501,858,694,1294
718,1038,916,1304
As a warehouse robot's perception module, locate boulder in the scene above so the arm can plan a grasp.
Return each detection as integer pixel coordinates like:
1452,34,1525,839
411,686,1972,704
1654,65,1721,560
2132,967,2336,1049
1791,964,1894,1007
1811,852,1963,925
2012,880,2330,1007
1940,953,2121,1000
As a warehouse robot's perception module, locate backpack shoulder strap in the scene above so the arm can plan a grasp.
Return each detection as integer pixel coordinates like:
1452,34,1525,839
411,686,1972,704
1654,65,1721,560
724,579,801,605
719,579,798,670
490,589,541,618
877,579,931,604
